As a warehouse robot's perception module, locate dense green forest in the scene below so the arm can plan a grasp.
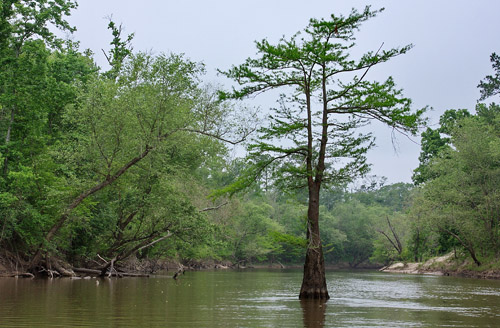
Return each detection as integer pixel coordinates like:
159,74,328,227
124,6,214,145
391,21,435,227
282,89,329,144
1,1,499,278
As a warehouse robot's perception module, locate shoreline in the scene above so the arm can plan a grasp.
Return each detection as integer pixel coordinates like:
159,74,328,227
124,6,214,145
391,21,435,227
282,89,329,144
380,253,500,280
2,252,500,280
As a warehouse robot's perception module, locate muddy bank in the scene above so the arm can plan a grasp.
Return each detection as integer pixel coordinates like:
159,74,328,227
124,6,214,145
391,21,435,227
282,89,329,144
1,255,383,278
0,252,235,278
380,253,500,280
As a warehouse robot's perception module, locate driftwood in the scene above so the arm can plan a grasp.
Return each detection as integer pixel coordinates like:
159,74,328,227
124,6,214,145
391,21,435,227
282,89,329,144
39,267,61,279
172,266,185,280
50,259,75,277
0,272,35,278
73,268,101,274
72,267,149,277
96,231,174,277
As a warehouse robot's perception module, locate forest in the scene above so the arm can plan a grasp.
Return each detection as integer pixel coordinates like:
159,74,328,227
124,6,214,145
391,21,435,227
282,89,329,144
1,1,499,287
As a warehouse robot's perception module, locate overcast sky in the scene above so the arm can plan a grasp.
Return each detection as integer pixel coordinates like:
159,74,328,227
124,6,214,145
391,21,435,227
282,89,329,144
64,0,500,183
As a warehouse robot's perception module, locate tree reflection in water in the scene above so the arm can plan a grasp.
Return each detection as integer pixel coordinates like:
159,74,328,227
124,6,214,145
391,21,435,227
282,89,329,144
301,299,327,327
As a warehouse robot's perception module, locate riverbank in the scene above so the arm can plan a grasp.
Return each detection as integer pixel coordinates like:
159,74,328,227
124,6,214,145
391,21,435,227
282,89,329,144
0,251,235,278
0,249,381,278
381,252,500,280
3,250,500,280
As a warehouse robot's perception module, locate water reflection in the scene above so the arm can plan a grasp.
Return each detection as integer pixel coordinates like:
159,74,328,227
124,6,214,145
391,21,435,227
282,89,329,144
301,299,327,328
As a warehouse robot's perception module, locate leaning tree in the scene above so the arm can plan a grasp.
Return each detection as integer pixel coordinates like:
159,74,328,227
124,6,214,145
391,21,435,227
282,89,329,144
219,6,426,299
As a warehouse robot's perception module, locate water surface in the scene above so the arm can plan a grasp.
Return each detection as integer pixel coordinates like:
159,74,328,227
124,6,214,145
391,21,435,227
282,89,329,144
1,270,499,327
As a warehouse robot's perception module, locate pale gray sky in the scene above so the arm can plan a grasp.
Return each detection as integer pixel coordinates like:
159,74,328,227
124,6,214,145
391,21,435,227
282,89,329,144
65,0,500,183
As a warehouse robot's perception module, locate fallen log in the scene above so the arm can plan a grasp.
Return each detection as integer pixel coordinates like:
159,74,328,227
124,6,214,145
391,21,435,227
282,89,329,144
0,272,35,278
172,264,186,280
122,272,150,277
17,272,35,278
50,260,75,277
73,268,100,274
72,268,149,277
39,267,61,279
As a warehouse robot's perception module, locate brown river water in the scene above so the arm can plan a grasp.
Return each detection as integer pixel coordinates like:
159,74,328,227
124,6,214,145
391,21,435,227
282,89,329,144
1,269,499,327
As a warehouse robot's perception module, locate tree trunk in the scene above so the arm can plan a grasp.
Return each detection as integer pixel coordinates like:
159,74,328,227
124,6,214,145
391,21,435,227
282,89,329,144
442,227,481,267
98,231,173,276
29,146,152,270
299,183,329,299
467,247,481,267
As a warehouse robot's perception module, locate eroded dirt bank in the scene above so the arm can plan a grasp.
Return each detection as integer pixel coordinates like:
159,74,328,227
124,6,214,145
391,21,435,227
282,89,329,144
381,253,500,280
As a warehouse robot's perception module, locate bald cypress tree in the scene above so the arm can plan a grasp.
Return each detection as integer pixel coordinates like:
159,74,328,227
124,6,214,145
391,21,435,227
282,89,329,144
220,6,426,299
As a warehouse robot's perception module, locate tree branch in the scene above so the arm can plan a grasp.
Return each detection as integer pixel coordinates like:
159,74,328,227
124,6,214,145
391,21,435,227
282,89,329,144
30,145,153,269
199,202,228,212
181,128,254,145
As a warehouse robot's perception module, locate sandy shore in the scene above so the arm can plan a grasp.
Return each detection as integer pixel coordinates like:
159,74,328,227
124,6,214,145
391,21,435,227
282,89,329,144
380,253,500,280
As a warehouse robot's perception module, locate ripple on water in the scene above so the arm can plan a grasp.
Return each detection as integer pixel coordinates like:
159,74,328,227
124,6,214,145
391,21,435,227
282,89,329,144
1,270,500,327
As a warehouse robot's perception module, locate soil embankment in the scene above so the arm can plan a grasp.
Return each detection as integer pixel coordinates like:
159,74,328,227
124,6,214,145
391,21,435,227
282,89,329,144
381,253,500,280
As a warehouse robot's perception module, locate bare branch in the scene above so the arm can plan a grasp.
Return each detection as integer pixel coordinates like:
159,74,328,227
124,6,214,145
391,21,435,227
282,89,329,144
181,127,255,145
199,202,228,212
101,48,111,65
136,231,173,253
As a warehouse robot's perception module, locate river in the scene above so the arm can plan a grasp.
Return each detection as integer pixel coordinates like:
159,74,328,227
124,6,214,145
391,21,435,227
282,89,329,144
1,269,499,327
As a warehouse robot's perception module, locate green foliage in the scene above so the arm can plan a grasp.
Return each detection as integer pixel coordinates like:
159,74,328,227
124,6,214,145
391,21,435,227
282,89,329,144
0,0,77,62
269,231,307,261
478,53,500,101
43,51,233,265
0,1,87,255
327,200,378,266
411,107,500,266
221,183,414,266
0,2,243,268
102,20,134,80
218,9,425,292
352,182,413,212
6,1,498,274
224,198,280,262
219,6,426,195
0,41,95,252
412,109,471,184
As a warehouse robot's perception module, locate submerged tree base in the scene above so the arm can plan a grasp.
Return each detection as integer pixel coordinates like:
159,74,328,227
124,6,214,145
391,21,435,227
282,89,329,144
299,246,330,300
299,288,330,300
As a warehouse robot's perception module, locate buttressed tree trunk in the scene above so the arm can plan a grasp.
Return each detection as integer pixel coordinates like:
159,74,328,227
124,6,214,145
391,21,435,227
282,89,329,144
300,183,329,299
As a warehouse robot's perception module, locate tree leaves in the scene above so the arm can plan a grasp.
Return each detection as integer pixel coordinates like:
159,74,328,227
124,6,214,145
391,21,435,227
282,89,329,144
478,53,500,101
219,6,425,195
415,111,500,265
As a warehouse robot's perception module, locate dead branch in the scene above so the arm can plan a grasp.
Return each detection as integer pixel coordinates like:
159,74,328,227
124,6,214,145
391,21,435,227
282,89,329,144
199,202,228,212
0,272,35,278
136,232,173,253
376,229,402,255
72,268,149,277
386,216,403,254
